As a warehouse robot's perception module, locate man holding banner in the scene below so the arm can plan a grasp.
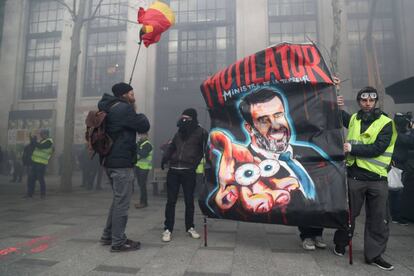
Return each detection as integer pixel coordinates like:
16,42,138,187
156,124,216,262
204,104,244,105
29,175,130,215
334,87,396,271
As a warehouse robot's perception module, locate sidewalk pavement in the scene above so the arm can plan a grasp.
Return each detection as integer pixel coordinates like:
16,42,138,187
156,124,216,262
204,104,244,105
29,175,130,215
0,174,413,276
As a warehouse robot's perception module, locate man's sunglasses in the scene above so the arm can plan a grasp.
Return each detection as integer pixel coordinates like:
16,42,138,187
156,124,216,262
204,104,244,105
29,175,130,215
360,92,377,99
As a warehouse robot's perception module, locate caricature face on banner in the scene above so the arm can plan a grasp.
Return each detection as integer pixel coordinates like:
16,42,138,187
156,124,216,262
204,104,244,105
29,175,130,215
199,43,348,229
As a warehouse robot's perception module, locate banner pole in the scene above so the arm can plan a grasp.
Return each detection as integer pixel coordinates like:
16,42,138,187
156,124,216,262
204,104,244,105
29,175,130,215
348,208,353,265
333,79,353,265
128,41,143,85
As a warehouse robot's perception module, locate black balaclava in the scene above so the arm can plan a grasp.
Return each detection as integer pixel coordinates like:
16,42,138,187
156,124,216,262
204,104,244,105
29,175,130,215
177,108,199,139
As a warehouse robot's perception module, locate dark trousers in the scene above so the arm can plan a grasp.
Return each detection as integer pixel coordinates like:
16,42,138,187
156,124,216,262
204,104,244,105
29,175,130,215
164,168,196,232
401,173,414,221
135,167,149,205
102,168,134,246
298,227,323,240
388,189,403,221
334,178,389,262
27,162,46,197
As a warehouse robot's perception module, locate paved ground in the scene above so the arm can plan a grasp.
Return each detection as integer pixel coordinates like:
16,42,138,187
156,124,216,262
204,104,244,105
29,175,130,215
0,173,413,276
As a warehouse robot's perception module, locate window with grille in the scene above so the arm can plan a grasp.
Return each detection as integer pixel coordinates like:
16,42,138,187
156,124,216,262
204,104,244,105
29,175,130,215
268,0,318,45
160,0,236,86
23,0,63,99
84,0,128,97
346,0,400,88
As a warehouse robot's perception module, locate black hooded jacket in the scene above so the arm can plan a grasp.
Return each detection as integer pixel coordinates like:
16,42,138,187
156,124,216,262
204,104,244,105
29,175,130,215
98,93,150,168
163,125,208,170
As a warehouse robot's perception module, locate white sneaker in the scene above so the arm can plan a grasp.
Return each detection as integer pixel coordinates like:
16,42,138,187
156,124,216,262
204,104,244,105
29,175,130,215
302,238,316,250
314,236,327,249
162,229,171,242
187,227,200,239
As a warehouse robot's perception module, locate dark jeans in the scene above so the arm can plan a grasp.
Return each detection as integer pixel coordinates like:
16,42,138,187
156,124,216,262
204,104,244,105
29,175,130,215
135,167,149,205
298,227,323,240
27,162,46,197
334,178,389,262
388,189,403,221
102,168,134,246
164,168,196,232
401,172,414,221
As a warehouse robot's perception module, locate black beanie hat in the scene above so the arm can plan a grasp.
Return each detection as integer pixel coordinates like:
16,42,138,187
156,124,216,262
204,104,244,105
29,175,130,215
182,108,197,120
356,86,378,101
112,82,133,97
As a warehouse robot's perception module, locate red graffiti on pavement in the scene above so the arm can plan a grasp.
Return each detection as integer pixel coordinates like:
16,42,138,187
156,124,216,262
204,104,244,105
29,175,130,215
0,247,19,256
30,243,49,253
0,236,54,258
16,236,53,247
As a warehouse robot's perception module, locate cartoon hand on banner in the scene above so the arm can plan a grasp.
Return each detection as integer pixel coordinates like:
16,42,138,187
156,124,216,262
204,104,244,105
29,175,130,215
209,130,300,214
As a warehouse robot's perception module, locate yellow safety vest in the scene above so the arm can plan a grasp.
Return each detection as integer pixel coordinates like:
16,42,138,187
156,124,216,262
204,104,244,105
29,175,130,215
196,158,205,174
346,114,397,177
135,140,153,170
31,138,54,165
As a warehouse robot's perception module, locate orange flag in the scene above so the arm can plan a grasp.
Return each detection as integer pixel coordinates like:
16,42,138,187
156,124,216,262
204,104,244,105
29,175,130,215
138,1,175,47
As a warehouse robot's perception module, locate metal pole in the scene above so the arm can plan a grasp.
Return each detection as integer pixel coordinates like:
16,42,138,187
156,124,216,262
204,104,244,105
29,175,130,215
332,78,353,265
348,208,353,265
204,216,208,247
128,41,143,85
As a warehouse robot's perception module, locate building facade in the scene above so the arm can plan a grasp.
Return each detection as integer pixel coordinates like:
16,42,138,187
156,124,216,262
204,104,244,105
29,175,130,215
1,0,413,168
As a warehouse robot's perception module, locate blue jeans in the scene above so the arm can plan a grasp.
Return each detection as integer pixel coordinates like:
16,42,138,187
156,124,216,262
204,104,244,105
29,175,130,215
102,168,134,246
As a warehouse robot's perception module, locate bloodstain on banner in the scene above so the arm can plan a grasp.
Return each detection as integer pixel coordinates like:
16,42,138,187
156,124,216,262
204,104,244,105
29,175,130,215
199,43,348,229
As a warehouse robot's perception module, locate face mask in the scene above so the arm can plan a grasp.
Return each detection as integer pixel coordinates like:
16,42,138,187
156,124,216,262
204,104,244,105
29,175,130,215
177,117,192,128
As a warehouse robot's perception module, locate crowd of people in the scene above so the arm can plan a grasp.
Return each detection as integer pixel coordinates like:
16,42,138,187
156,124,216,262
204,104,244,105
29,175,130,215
1,80,412,272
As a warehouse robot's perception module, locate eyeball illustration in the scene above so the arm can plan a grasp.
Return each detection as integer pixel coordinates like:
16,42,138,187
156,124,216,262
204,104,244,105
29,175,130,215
259,159,280,177
235,163,260,186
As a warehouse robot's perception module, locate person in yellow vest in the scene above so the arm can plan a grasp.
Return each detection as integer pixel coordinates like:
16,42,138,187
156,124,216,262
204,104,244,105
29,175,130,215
26,129,54,199
134,132,153,209
334,87,397,271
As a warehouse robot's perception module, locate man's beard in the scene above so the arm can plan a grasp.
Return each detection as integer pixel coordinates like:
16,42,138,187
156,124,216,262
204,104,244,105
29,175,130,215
251,127,289,153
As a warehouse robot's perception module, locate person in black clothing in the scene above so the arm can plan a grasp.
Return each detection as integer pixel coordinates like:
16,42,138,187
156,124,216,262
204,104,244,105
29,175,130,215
97,82,150,252
10,157,23,183
78,144,100,190
22,136,36,193
160,108,208,242
400,130,414,222
334,87,395,271
390,113,414,225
